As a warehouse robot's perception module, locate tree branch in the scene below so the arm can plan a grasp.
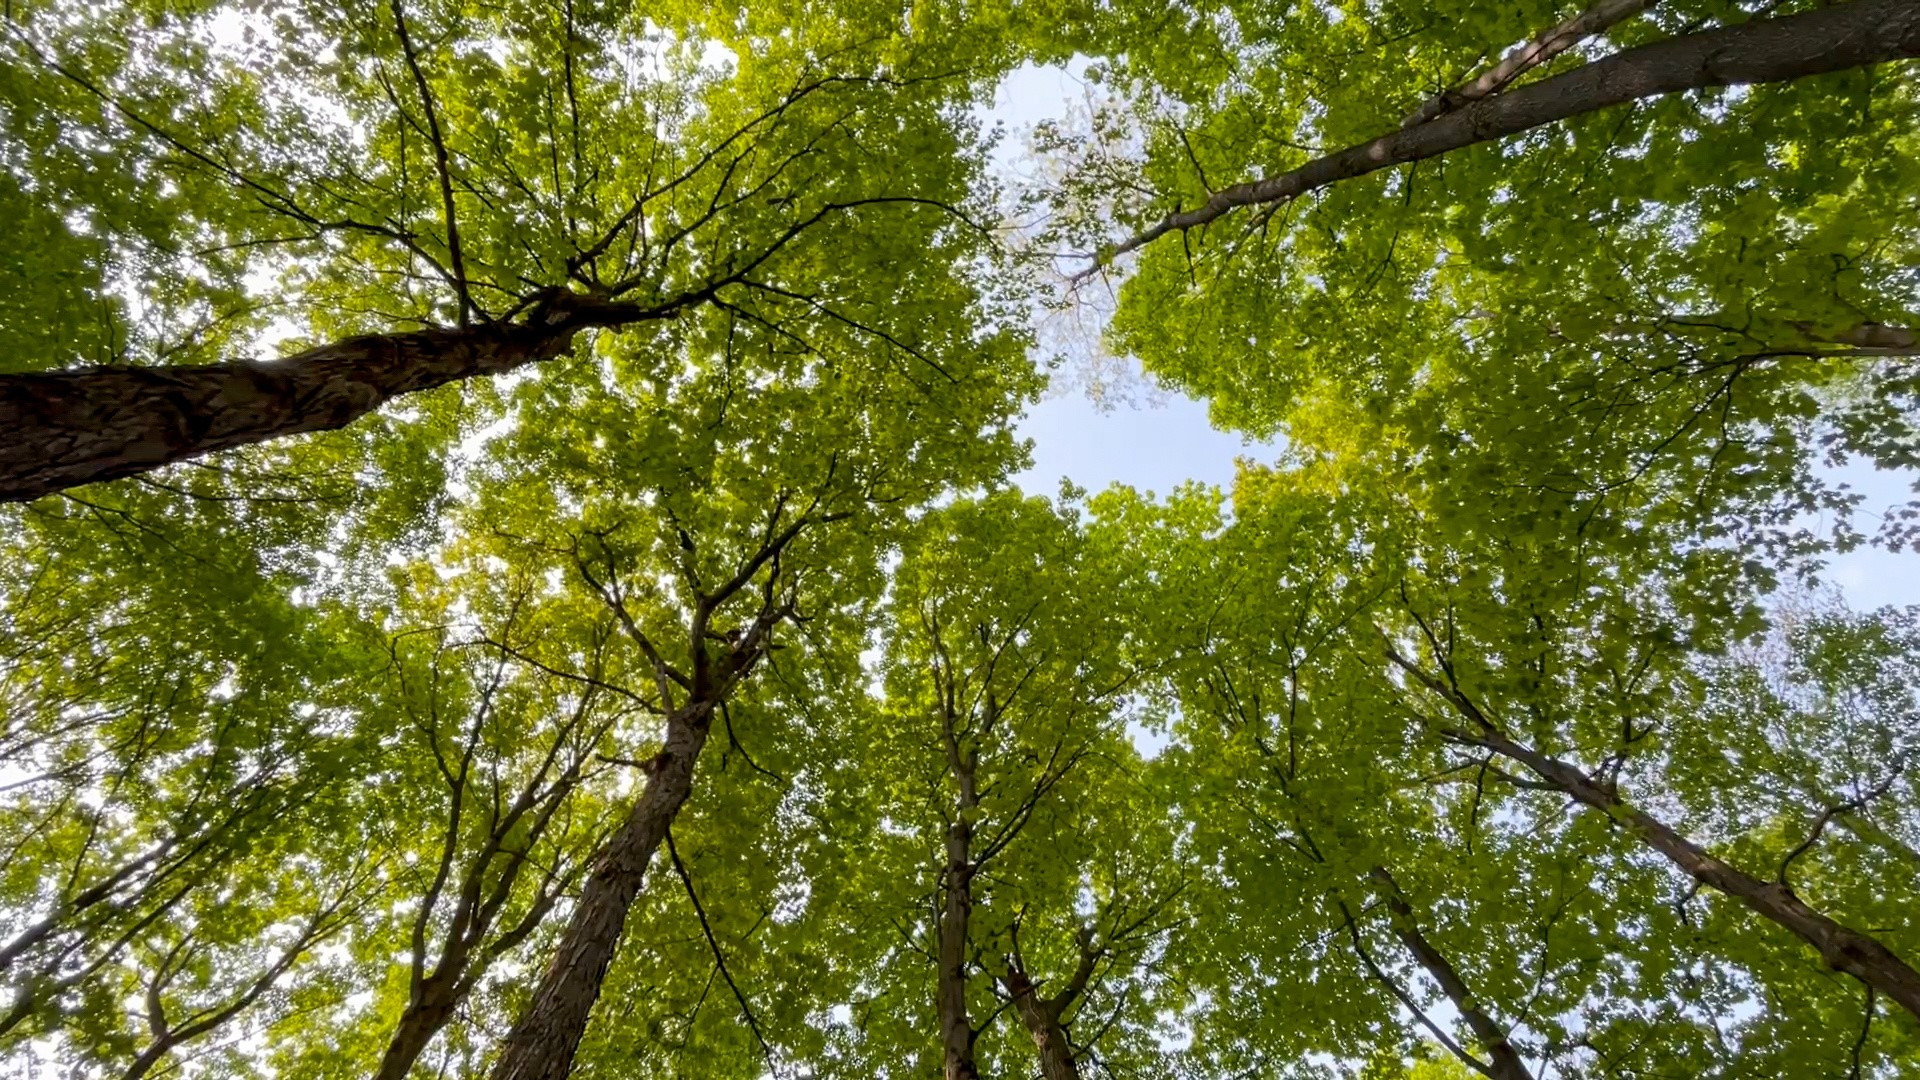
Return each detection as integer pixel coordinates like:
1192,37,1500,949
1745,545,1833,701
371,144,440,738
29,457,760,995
1086,0,1920,273
1404,0,1660,127
665,830,777,1075
389,0,477,323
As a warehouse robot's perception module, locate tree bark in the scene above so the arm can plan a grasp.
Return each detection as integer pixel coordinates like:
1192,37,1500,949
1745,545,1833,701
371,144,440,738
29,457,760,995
938,819,981,1080
485,703,711,1080
479,518,803,1080
0,289,682,503
1003,965,1080,1080
1371,867,1532,1080
938,752,982,1080
1096,0,1920,265
1470,725,1920,1022
0,322,569,502
377,995,456,1080
1403,0,1659,127
374,868,508,1080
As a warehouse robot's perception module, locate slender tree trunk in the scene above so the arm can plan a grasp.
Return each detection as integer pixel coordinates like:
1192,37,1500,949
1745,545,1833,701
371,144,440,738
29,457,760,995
1099,0,1920,263
121,1040,173,1080
486,704,711,1080
938,820,980,1080
1371,867,1532,1080
1472,726,1920,1022
938,761,981,1080
373,856,506,1079
1003,967,1079,1080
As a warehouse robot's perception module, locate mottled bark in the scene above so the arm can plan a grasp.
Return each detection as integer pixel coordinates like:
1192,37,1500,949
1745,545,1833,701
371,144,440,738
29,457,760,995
1002,964,1082,1080
0,323,565,502
0,289,682,502
486,702,711,1080
1371,867,1532,1080
938,742,982,1080
485,525,802,1080
1097,0,1920,265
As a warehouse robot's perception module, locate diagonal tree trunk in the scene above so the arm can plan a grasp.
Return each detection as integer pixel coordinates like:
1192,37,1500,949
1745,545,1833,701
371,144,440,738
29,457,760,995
485,700,712,1080
485,516,810,1080
1,324,565,503
1370,866,1533,1080
0,291,680,503
1386,646,1920,1023
1473,723,1920,1022
1094,0,1920,266
1402,0,1660,128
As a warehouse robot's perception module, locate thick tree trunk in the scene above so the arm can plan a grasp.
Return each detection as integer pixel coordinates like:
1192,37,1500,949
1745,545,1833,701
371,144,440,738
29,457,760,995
486,705,711,1080
1474,726,1920,1022
936,726,984,1080
0,322,575,503
1100,0,1920,262
376,985,459,1080
1004,967,1079,1080
1371,867,1532,1080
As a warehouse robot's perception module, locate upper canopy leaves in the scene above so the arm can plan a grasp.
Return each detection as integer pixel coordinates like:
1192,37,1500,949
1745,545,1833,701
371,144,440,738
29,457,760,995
2,0,1918,1077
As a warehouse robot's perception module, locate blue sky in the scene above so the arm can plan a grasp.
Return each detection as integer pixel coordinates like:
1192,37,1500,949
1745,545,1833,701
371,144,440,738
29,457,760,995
989,62,1259,499
985,64,1920,611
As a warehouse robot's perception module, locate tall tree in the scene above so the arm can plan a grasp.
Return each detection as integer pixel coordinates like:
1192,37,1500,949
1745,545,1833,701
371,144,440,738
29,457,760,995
1079,0,1920,266
5,0,1920,1077
0,0,1013,500
854,494,1186,1080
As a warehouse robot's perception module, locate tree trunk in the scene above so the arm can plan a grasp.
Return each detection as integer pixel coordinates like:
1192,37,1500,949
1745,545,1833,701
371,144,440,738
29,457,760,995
1402,0,1659,127
375,984,458,1080
120,1039,173,1080
938,813,981,1080
0,322,576,503
1100,0,1920,262
1371,867,1532,1080
486,704,711,1080
1004,967,1079,1080
1474,726,1920,1022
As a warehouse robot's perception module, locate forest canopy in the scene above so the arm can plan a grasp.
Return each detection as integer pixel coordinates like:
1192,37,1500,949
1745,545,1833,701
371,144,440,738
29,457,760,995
1,0,1918,1078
